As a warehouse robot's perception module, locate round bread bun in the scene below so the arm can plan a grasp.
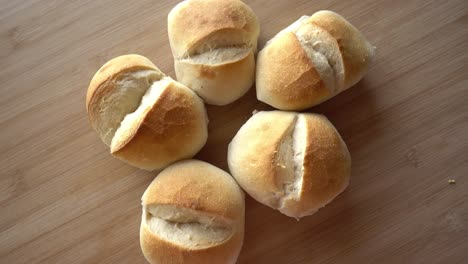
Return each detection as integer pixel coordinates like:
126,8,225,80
168,0,260,105
256,10,375,110
86,54,208,171
140,160,245,264
228,111,351,218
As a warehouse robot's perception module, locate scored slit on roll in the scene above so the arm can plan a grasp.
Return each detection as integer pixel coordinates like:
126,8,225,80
110,76,172,151
143,204,233,248
266,16,344,95
277,114,307,215
177,28,255,65
296,22,346,94
87,54,209,171
181,45,251,65
95,70,163,146
272,114,313,217
172,28,257,105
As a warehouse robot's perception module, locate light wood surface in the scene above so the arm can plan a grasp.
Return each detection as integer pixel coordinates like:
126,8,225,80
1,0,467,263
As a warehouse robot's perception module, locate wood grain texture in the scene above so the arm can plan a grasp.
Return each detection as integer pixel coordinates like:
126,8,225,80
0,0,467,263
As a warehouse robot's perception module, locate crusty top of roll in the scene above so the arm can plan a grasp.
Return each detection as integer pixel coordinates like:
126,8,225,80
141,160,244,264
228,111,351,218
142,160,244,221
256,10,375,110
168,0,259,58
86,55,208,171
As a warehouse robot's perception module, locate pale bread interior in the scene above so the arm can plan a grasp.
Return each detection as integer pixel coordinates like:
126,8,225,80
241,112,308,213
143,204,232,248
295,35,337,94
180,29,254,65
273,116,297,204
296,23,345,93
110,77,172,151
183,46,250,64
97,70,161,145
274,114,309,217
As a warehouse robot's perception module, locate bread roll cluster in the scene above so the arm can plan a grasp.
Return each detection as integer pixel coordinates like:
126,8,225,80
86,0,374,263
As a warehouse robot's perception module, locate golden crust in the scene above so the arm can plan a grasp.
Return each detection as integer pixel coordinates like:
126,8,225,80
228,111,297,207
309,10,374,89
168,0,259,57
256,32,330,110
142,160,244,219
296,114,351,216
110,81,208,171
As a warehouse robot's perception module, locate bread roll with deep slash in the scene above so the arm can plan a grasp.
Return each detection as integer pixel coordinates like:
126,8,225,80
256,10,375,110
168,0,260,105
86,54,208,171
140,160,245,264
228,111,351,218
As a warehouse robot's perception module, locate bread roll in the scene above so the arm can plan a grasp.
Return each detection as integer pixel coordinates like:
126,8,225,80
228,111,351,218
140,160,245,264
168,0,259,105
256,10,375,110
86,54,208,171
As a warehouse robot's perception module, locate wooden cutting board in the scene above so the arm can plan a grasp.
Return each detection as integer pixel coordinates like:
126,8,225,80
1,0,467,263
